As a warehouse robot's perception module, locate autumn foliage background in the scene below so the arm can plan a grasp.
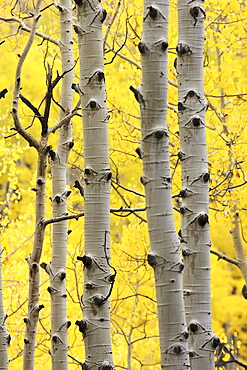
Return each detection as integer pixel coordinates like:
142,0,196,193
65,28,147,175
0,0,247,368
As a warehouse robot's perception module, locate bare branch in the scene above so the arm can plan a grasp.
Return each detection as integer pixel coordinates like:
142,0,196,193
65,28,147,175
111,293,156,303
210,249,239,266
12,2,42,149
43,212,85,226
48,100,81,134
103,1,121,52
0,16,60,46
111,207,146,213
228,180,247,190
111,179,145,198
215,343,247,369
105,41,177,88
168,103,178,113
206,92,247,98
106,41,142,69
0,88,8,99
19,93,44,125
43,207,146,226
105,17,129,66
231,208,247,294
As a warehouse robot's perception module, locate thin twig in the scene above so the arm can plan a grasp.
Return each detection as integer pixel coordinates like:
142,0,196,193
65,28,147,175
0,16,60,46
210,249,239,266
103,1,121,52
48,100,81,134
43,207,146,226
111,179,145,197
11,2,42,149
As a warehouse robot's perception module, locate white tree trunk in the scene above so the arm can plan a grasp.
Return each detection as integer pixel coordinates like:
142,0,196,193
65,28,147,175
135,0,189,368
75,1,114,369
45,0,74,368
0,248,9,370
11,1,48,368
231,209,247,293
177,1,215,368
23,149,46,370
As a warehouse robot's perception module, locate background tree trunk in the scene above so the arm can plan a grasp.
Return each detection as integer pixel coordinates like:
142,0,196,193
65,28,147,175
10,1,47,368
231,208,247,295
0,247,9,370
75,1,114,369
46,0,74,368
23,147,46,370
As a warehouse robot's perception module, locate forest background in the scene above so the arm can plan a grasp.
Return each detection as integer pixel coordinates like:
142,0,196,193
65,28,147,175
0,0,247,368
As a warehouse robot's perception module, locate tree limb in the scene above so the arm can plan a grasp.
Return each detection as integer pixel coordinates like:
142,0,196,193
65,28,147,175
48,100,81,134
210,249,239,266
0,16,60,46
43,207,147,226
12,1,42,150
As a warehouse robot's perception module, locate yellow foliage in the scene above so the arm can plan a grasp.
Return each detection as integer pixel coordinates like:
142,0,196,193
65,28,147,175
0,0,247,368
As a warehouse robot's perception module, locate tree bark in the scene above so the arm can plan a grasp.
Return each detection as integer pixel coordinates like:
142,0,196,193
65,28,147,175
11,1,48,368
135,0,189,368
46,0,74,368
75,1,114,369
23,146,47,370
231,209,247,295
177,1,215,368
0,248,9,370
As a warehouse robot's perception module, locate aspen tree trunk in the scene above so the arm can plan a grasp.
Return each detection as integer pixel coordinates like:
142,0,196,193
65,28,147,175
23,147,47,370
11,0,78,368
0,248,9,370
133,1,189,368
44,1,74,368
75,1,114,369
231,209,247,293
11,1,48,368
176,1,216,368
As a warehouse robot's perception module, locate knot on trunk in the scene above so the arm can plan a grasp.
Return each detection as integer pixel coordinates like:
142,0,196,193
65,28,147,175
166,344,188,355
86,99,101,110
75,319,88,336
147,253,157,267
242,284,247,299
98,361,114,370
91,294,105,307
77,255,93,269
176,43,192,57
138,41,149,54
